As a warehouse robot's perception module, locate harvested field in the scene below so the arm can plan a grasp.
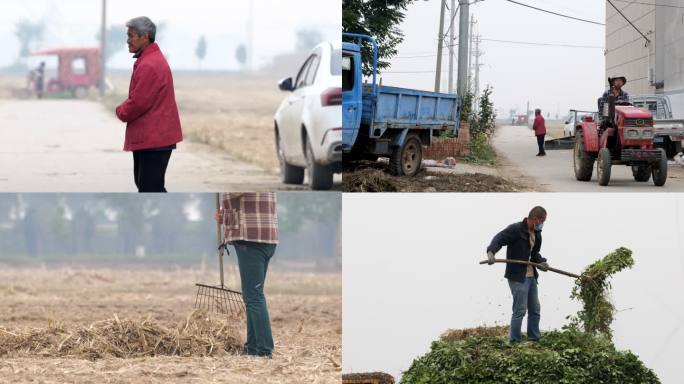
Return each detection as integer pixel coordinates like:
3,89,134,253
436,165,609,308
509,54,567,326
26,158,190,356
0,265,341,384
105,72,283,174
343,162,523,192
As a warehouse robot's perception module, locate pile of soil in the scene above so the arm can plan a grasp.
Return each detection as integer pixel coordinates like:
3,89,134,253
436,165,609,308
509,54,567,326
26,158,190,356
343,162,521,192
0,310,242,360
343,372,395,384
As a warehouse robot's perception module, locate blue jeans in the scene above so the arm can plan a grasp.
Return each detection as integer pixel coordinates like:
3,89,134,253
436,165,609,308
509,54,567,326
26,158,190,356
235,240,277,357
508,277,541,342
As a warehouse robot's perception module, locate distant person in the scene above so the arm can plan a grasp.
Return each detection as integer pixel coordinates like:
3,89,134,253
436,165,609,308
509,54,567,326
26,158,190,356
115,16,183,193
486,206,549,343
532,109,546,156
598,76,629,114
216,192,278,358
35,62,45,99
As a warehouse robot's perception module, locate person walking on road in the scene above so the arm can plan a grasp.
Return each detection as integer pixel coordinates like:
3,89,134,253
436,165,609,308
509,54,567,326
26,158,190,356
532,109,546,156
486,206,550,343
115,16,183,193
216,192,278,358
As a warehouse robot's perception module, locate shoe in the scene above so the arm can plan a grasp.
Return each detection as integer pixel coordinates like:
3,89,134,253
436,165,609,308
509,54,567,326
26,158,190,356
541,153,546,156
536,153,542,156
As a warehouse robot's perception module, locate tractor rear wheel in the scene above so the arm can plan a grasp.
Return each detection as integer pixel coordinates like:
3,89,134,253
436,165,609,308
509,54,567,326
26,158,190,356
573,129,594,181
597,148,612,186
652,148,668,186
632,165,651,182
389,134,422,176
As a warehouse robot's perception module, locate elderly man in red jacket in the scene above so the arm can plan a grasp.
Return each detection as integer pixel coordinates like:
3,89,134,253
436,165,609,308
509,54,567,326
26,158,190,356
116,16,183,192
532,108,546,157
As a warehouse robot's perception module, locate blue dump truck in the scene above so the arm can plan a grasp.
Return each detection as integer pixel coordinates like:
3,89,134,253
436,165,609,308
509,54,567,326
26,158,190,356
342,33,461,176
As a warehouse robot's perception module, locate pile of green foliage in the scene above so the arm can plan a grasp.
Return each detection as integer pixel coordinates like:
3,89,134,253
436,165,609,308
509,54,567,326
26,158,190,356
400,327,659,384
400,247,659,384
570,246,634,338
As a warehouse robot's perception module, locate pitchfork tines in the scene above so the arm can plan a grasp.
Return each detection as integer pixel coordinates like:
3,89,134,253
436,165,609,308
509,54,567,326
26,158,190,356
194,281,245,318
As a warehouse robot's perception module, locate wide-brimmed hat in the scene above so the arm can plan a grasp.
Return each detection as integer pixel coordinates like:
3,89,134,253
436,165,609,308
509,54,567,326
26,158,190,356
608,76,627,86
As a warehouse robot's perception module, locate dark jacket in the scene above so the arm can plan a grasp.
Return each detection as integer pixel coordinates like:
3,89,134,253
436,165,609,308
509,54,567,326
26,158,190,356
486,218,547,283
598,88,630,113
116,43,183,151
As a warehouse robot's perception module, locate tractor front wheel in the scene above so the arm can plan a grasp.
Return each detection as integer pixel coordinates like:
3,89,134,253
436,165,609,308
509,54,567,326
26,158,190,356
652,148,668,187
574,130,594,181
632,165,651,182
597,148,612,186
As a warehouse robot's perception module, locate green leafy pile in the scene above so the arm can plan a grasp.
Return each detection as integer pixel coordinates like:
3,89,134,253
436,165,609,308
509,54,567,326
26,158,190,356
400,247,658,384
400,327,659,384
570,247,634,338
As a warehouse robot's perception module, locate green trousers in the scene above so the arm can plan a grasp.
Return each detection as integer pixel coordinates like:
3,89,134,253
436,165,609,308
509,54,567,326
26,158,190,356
234,240,276,357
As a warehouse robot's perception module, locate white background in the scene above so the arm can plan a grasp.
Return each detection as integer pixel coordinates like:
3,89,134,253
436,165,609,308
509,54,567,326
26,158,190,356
343,193,684,384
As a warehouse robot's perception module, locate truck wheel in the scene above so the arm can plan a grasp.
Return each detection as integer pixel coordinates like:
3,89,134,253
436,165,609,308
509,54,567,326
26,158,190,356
389,134,422,176
631,165,651,182
306,138,333,190
276,131,304,185
573,130,594,181
597,148,612,186
652,148,668,186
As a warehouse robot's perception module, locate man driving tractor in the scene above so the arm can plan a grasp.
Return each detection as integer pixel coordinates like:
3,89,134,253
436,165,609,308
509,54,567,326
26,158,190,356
598,76,629,113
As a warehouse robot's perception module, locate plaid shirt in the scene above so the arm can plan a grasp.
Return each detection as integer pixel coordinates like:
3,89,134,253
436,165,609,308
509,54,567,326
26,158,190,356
221,192,279,244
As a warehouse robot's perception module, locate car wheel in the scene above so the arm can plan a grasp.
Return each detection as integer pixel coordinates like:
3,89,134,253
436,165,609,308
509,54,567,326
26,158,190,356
276,129,304,184
306,137,333,190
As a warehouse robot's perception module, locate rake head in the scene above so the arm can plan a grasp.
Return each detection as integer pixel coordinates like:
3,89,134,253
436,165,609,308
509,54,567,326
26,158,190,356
194,283,245,318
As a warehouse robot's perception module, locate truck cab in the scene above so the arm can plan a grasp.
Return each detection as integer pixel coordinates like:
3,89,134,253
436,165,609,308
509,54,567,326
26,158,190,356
342,41,362,151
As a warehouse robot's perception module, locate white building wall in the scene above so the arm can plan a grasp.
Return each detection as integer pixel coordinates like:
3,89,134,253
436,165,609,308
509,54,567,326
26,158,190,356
605,0,655,96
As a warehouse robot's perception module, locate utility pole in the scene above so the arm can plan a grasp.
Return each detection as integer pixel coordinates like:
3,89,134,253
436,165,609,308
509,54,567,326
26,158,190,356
247,0,255,72
456,0,469,97
473,35,482,112
447,0,455,94
100,0,107,97
435,0,446,92
467,15,475,92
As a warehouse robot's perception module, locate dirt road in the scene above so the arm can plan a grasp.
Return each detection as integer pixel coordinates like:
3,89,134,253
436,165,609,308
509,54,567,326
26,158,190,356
493,125,684,191
0,100,338,192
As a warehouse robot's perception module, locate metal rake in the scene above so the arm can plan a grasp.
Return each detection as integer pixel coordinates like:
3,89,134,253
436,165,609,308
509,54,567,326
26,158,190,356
194,194,245,318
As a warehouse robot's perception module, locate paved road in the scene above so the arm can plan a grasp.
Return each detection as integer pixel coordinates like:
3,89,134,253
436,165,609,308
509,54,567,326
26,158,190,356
0,100,339,192
493,125,684,191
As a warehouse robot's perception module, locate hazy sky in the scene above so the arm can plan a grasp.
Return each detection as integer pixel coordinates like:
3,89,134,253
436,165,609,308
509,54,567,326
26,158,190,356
0,0,341,70
343,193,684,384
377,0,606,119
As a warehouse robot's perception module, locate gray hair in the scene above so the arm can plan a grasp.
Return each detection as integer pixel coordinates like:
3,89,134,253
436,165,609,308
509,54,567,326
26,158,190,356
528,206,547,220
126,16,156,43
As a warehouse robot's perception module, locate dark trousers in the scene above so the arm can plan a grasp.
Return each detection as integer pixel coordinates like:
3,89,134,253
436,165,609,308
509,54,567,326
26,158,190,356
235,240,276,357
536,134,546,155
132,150,171,193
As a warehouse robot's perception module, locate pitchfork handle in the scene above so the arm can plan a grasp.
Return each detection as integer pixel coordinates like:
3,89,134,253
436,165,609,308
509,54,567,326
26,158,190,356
479,259,580,279
216,193,225,288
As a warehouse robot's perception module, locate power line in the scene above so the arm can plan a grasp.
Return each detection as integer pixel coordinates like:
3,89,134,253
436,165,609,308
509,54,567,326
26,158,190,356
611,0,684,9
606,0,651,44
504,0,605,26
394,36,603,59
482,38,603,49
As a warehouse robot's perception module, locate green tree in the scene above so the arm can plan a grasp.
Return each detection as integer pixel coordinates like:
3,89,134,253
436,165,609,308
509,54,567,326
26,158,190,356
296,29,323,51
14,20,44,66
342,0,416,76
195,35,207,70
96,25,127,63
235,44,247,70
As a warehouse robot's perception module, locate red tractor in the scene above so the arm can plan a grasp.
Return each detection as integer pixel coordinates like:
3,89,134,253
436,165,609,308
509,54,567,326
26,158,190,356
573,95,668,186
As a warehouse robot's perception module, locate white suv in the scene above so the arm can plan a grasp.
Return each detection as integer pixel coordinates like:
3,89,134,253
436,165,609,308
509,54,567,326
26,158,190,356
274,41,342,190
